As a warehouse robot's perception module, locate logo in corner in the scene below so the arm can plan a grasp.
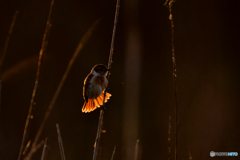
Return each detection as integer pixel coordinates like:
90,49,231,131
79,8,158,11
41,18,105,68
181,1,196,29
210,151,215,157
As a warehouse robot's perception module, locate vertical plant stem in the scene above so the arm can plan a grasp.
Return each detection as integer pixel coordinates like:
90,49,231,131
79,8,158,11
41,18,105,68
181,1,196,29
56,124,66,160
110,146,116,160
24,141,44,160
168,116,171,160
0,10,19,113
25,17,99,160
134,140,139,160
17,0,54,159
40,138,48,160
103,0,121,103
0,10,19,74
93,109,104,160
164,1,178,160
0,81,1,113
22,141,31,158
92,0,120,160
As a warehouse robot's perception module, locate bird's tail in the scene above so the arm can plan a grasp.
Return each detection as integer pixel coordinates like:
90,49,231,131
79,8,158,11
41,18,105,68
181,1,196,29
82,92,111,113
82,99,96,113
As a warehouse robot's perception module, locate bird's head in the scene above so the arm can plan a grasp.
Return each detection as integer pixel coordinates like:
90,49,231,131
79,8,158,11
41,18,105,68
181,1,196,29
91,64,110,76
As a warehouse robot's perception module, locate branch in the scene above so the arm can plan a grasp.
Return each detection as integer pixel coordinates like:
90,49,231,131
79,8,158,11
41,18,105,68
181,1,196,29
92,0,120,160
17,0,54,159
164,1,178,160
22,141,31,158
40,138,48,160
24,16,100,160
24,140,45,160
168,116,171,160
56,124,66,160
134,140,139,160
0,10,19,113
0,10,19,74
110,146,116,160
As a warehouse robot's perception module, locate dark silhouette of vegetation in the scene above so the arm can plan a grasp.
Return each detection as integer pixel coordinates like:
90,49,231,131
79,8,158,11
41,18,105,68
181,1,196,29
92,0,120,159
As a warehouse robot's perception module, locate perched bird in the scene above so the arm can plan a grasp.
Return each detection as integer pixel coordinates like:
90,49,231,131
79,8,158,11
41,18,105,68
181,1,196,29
82,64,111,113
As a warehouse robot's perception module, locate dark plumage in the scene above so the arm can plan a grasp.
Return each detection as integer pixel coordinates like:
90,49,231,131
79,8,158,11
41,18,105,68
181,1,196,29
82,64,111,113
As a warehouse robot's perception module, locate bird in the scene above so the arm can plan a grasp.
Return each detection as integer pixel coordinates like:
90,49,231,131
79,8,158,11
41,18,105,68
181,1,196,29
82,64,112,113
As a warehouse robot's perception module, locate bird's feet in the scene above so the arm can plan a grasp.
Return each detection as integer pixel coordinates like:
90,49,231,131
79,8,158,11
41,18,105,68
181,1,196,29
101,105,106,110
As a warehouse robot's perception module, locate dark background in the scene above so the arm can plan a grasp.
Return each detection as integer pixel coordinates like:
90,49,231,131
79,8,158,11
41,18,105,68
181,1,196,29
0,0,240,160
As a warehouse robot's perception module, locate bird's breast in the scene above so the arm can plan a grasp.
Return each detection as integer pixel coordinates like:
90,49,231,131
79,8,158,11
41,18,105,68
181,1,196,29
91,76,108,89
94,76,104,85
86,75,108,100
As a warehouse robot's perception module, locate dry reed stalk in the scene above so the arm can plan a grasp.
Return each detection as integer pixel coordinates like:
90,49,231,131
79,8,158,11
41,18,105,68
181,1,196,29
17,0,55,159
22,141,31,158
0,10,19,113
134,140,139,160
24,140,44,160
110,146,116,160
168,116,172,160
24,18,100,160
92,0,120,160
56,124,66,160
0,10,19,74
40,138,48,160
164,1,178,160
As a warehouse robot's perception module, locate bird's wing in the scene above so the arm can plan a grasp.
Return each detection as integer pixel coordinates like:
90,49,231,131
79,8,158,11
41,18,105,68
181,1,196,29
83,73,93,103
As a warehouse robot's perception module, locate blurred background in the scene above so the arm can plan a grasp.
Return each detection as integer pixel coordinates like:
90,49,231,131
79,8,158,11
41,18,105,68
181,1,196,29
0,0,240,159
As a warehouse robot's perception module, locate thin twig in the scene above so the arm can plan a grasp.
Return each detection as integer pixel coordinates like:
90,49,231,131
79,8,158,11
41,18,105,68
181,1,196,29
168,116,171,160
0,10,19,113
0,81,1,113
24,140,45,160
164,1,178,160
110,146,116,160
56,124,66,160
22,141,31,157
93,109,104,160
40,138,48,160
17,0,54,159
24,18,100,160
92,0,120,160
134,140,139,160
0,10,19,74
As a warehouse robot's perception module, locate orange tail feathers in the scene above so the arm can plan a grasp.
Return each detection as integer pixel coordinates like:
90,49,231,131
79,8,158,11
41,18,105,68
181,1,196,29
82,99,96,113
82,92,112,113
95,92,111,107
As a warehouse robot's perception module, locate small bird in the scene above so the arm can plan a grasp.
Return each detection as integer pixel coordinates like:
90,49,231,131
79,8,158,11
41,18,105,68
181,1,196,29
82,64,112,113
